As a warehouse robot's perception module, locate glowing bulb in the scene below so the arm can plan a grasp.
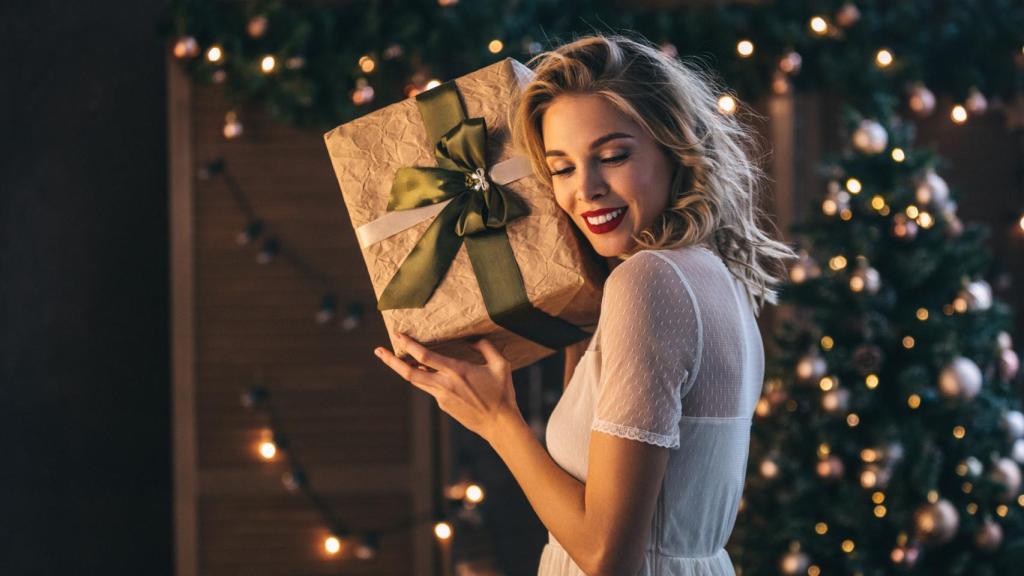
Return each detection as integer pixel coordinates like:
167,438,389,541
488,39,504,54
951,105,968,124
917,211,934,228
908,394,921,409
875,49,893,68
1018,213,1024,232
874,505,887,517
819,376,835,391
434,521,452,540
905,204,920,218
755,398,770,417
736,40,755,57
809,16,829,35
891,147,905,162
872,491,885,504
760,458,779,478
815,522,828,534
822,199,838,215
870,195,886,210
902,335,915,349
717,95,736,115
865,374,879,389
845,178,862,194
847,413,860,427
465,484,484,503
324,535,342,555
997,504,1009,517
425,79,442,90
359,55,376,73
828,255,847,271
953,425,966,439
842,539,855,553
206,45,223,63
259,441,277,459
260,55,276,73
916,308,929,320
820,336,834,350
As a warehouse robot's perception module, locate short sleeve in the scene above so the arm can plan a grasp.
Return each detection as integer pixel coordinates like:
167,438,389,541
590,251,702,450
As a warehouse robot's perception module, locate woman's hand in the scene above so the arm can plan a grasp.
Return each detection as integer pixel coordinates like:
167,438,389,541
373,332,521,443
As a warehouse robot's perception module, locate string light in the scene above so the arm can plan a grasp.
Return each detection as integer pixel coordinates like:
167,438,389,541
718,95,737,115
845,178,862,194
908,394,921,409
324,535,342,555
951,104,968,124
736,40,755,57
488,39,504,53
358,55,376,73
815,522,828,534
865,374,879,389
173,36,199,59
434,520,453,540
809,16,829,35
891,147,905,162
223,110,243,139
916,308,929,321
820,336,834,350
260,55,276,73
206,44,223,63
875,48,894,68
828,255,847,271
902,335,915,349
425,79,442,90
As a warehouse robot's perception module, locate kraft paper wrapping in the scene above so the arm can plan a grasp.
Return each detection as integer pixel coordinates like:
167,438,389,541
323,57,605,371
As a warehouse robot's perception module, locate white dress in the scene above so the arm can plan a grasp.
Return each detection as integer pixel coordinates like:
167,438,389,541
537,244,765,576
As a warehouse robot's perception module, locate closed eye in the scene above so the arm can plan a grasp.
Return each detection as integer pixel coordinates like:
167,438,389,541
550,154,629,177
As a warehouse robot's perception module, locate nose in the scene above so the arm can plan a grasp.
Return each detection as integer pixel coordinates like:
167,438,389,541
575,161,608,202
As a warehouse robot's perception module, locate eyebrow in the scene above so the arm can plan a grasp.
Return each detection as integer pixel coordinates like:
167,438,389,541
544,132,635,157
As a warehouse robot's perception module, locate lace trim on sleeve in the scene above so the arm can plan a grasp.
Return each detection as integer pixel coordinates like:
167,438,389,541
591,417,681,449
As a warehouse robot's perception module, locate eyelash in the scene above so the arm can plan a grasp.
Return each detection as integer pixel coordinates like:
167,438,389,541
550,154,629,177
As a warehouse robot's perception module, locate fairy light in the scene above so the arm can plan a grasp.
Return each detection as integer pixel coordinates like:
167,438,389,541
872,491,885,504
997,504,1009,517
828,255,847,271
465,484,485,504
206,44,223,63
951,105,968,124
839,208,852,221
819,376,835,391
953,425,966,439
259,440,277,460
861,448,879,462
815,522,828,535
962,481,973,493
908,394,921,409
916,308,929,320
822,198,838,215
874,505,887,518
902,335,915,349
324,535,342,555
755,397,770,417
865,374,879,389
905,204,920,219
260,55,276,73
891,147,905,162
847,413,860,427
820,336,834,350
358,55,376,73
870,195,886,211
818,443,831,457
1018,213,1024,232
736,40,755,57
875,49,894,68
917,211,934,228
488,39,504,53
842,539,855,553
718,95,737,115
809,16,829,35
845,178,862,194
425,79,442,90
434,521,453,540
967,502,979,514
953,297,968,313
173,36,199,59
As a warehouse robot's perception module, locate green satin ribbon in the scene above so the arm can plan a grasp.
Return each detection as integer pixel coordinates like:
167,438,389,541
376,81,589,350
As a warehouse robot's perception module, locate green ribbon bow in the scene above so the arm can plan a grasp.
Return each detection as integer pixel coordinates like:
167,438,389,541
376,81,589,351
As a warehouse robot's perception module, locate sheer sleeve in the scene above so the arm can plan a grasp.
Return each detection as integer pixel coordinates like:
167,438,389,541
590,251,702,450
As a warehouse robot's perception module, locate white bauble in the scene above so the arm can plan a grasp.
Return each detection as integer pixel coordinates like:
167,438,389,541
938,356,983,400
965,456,984,477
852,119,888,154
908,83,936,117
914,499,959,545
964,280,993,311
1012,439,1024,464
999,349,1019,381
990,458,1022,500
1002,410,1024,440
914,170,950,207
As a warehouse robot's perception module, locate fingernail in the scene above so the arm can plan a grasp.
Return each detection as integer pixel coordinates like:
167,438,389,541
373,348,382,356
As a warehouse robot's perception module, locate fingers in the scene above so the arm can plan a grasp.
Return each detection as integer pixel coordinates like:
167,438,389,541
395,333,461,374
374,347,443,394
471,337,508,369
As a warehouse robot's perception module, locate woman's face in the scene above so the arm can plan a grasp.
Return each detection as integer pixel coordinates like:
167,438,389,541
541,93,676,258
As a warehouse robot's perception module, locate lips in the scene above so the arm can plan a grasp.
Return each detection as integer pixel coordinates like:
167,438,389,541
581,206,628,235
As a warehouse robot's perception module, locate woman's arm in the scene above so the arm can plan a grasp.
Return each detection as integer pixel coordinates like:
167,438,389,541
489,410,669,576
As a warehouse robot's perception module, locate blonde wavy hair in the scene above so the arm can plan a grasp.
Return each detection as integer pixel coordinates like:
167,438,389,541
511,33,798,317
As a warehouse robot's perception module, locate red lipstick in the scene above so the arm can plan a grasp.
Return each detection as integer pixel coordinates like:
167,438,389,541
580,206,628,235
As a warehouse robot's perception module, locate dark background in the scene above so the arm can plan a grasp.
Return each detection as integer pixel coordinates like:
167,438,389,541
2,0,173,573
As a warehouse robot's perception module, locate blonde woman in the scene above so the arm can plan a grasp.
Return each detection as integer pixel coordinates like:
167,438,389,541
374,33,797,575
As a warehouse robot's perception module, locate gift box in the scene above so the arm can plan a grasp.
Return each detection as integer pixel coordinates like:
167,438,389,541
323,57,605,371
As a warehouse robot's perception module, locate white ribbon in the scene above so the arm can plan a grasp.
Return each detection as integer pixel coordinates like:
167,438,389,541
355,155,534,249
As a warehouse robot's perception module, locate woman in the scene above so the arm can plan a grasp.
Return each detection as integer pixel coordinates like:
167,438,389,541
374,33,798,575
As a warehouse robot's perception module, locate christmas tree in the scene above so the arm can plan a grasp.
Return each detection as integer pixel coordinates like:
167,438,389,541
733,99,1023,575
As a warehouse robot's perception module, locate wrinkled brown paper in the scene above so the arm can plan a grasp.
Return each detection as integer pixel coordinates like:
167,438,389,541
323,57,605,371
